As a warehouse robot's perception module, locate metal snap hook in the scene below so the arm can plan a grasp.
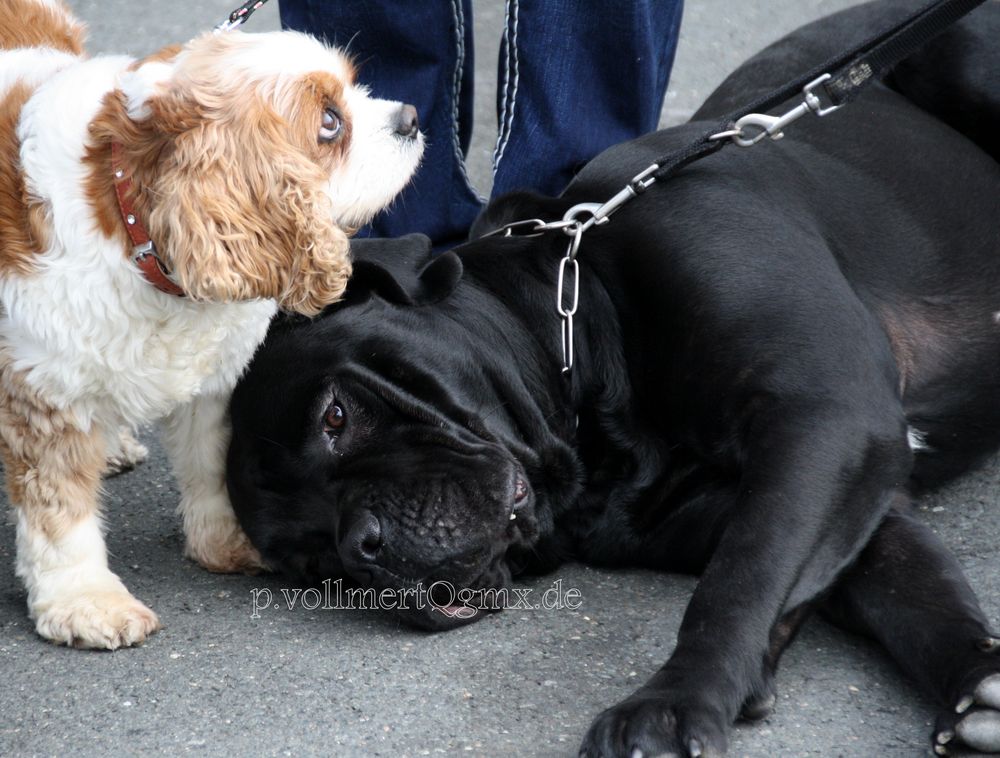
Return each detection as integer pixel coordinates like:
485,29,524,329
731,112,788,146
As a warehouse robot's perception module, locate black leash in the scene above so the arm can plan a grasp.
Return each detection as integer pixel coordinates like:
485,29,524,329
647,0,992,186
214,0,271,33
483,0,992,373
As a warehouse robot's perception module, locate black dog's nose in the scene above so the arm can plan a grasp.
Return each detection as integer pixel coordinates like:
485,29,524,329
395,104,419,138
340,510,383,569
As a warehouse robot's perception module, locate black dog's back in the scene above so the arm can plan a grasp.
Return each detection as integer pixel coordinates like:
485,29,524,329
696,0,1000,160
889,9,1000,161
579,0,1000,491
692,0,1000,158
763,0,1000,488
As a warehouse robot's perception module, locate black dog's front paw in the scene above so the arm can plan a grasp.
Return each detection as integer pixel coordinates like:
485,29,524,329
579,690,728,758
934,671,1000,755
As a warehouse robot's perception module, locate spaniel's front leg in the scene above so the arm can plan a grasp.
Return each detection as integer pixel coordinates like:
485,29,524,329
164,394,265,573
2,387,160,648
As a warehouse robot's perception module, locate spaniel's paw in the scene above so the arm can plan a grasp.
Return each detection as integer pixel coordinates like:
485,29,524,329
33,583,161,650
104,427,149,476
185,509,267,574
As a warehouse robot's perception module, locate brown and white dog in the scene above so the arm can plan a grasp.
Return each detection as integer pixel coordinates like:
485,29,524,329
0,0,423,649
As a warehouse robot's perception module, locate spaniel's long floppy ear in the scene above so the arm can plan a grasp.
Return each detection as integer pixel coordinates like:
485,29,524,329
146,92,351,316
346,234,463,306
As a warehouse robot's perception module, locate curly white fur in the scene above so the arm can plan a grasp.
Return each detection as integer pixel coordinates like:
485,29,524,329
0,0,422,649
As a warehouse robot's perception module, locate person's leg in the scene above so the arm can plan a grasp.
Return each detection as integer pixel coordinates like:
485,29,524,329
491,0,684,199
279,0,483,247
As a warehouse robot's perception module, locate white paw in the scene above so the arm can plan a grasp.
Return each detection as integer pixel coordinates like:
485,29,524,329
33,586,161,650
185,514,266,574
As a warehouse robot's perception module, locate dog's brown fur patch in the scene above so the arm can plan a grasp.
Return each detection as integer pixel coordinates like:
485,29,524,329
81,94,135,244
293,71,353,168
0,82,48,277
127,44,181,71
0,352,106,542
0,0,85,55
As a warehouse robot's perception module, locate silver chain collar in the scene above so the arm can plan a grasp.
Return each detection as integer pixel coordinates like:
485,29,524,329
483,165,660,373
479,72,845,375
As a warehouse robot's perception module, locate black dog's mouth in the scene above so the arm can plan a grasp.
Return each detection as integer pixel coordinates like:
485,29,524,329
331,468,539,631
367,559,515,632
266,501,536,632
256,466,540,632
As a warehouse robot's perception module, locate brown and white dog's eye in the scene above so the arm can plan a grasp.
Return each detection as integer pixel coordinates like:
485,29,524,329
324,402,346,433
319,108,343,143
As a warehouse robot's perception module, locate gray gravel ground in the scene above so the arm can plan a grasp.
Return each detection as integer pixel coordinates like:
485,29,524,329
2,1,998,757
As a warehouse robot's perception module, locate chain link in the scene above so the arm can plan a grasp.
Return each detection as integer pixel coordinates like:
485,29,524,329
481,165,664,375
556,223,584,372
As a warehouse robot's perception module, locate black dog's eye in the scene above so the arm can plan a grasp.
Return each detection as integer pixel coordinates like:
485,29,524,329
319,108,343,143
324,402,346,434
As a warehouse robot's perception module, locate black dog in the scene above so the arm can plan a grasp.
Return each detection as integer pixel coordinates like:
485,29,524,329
227,2,1000,755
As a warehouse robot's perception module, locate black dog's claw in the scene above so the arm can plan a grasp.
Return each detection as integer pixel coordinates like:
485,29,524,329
688,737,703,757
935,674,1000,755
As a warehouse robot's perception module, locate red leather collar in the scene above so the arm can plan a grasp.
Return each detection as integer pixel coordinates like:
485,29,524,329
110,142,185,297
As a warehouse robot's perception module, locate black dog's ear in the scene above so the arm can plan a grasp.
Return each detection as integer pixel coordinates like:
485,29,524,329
469,190,565,239
346,233,463,306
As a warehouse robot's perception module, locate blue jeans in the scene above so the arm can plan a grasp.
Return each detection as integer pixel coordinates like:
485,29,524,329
280,0,683,247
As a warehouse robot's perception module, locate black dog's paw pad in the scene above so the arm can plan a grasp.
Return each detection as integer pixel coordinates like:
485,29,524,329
955,709,1000,753
579,695,726,758
739,691,776,722
973,673,1000,710
937,675,1000,754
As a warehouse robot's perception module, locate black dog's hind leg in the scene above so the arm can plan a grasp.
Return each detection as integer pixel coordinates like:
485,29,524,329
580,403,911,758
822,507,1000,755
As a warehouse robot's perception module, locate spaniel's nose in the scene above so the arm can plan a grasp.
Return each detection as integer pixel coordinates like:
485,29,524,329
395,104,419,138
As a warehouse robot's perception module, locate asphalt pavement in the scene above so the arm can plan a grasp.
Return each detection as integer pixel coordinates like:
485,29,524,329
3,1,998,756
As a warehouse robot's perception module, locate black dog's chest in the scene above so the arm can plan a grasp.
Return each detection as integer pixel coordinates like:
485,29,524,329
557,417,739,575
